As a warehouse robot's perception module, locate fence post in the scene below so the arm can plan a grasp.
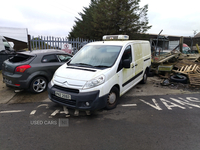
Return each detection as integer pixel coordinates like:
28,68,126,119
28,35,31,51
44,36,46,49
47,36,49,49
41,36,43,49
38,36,40,49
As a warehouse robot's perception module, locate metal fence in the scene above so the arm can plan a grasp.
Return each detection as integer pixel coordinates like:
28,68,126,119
30,36,95,54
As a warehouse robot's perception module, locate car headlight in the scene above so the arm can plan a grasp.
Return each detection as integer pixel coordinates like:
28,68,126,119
83,75,105,89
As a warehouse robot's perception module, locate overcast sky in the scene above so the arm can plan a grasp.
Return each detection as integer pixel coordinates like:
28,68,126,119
1,0,199,38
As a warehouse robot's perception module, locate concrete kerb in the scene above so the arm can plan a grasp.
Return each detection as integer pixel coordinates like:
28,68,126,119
0,71,17,104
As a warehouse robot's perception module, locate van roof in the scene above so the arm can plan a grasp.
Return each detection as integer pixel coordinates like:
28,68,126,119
87,40,149,47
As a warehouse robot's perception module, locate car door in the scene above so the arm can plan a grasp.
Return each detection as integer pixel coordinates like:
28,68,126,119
42,53,72,71
117,45,135,94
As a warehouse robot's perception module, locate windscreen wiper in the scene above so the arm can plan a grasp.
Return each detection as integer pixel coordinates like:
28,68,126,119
94,65,110,68
70,63,94,67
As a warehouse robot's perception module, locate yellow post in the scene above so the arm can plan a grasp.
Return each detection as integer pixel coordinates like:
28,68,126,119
196,44,200,53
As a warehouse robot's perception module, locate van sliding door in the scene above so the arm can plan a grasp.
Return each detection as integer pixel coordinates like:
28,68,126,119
133,44,144,78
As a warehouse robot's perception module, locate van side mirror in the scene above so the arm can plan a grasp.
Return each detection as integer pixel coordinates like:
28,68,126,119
122,59,130,68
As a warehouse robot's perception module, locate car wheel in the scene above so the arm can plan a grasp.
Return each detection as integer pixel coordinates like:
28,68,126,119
30,76,47,93
105,87,119,110
141,70,147,84
170,74,187,84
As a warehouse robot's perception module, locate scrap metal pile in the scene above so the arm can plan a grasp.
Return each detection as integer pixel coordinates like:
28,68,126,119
151,52,200,88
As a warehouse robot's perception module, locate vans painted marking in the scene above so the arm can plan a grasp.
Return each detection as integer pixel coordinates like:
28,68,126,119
140,98,162,110
122,104,137,107
140,96,200,110
0,110,25,113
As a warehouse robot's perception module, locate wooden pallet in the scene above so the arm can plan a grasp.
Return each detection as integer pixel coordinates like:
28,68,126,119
194,66,200,73
175,59,197,69
188,73,200,86
172,64,199,75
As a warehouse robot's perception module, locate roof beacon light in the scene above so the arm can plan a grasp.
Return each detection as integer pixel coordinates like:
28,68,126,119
103,35,129,41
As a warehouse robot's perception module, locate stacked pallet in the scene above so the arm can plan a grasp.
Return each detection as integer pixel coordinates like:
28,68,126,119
172,64,199,75
173,59,200,87
188,73,200,86
174,59,199,69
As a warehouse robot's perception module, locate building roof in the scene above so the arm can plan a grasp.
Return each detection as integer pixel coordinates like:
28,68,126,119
0,27,28,42
194,32,200,38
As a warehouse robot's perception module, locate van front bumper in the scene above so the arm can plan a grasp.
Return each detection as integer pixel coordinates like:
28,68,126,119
48,83,108,111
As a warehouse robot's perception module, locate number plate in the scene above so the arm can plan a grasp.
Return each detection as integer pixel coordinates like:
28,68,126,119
55,91,71,100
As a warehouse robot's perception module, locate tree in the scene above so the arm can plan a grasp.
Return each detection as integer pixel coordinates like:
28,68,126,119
68,0,151,40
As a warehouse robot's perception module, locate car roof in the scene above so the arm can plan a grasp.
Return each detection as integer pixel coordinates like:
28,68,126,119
17,49,72,56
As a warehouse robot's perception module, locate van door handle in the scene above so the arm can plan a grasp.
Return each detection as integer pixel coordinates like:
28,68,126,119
135,64,138,66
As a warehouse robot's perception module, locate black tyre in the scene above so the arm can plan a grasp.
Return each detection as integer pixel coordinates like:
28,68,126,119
170,75,187,84
105,87,119,110
30,76,47,93
147,70,155,77
141,70,147,84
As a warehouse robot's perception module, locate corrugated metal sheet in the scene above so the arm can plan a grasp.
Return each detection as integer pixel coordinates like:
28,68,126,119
194,32,200,38
0,27,28,42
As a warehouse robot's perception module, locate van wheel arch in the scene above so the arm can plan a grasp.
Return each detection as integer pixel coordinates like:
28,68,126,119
105,85,119,110
141,68,148,84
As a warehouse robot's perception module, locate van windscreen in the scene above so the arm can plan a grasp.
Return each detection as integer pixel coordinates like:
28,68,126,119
69,45,122,68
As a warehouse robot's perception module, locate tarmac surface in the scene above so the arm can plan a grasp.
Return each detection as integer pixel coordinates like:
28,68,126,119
1,71,200,150
1,71,200,104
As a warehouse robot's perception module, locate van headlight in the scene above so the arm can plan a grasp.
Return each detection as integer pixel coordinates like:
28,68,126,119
83,75,105,89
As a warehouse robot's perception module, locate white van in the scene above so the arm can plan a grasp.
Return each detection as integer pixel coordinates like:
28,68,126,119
0,36,15,53
48,35,151,110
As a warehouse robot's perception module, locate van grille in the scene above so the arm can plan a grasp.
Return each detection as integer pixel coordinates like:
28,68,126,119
52,95,76,106
53,85,79,93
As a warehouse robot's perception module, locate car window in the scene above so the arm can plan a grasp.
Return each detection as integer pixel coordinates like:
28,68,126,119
122,45,132,62
57,54,72,62
42,55,59,63
117,45,132,72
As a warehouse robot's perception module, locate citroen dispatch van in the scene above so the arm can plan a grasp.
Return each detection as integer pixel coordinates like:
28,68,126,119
48,35,151,110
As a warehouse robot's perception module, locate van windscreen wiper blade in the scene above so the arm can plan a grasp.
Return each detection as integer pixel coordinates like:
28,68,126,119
94,65,110,68
70,63,94,67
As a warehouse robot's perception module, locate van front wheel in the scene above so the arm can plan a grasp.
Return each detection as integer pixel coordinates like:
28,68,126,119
105,87,119,110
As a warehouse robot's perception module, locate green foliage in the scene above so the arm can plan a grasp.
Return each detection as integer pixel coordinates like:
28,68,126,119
68,0,152,40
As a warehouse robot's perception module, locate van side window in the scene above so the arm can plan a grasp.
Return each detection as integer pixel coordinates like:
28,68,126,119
122,45,132,62
117,45,132,72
